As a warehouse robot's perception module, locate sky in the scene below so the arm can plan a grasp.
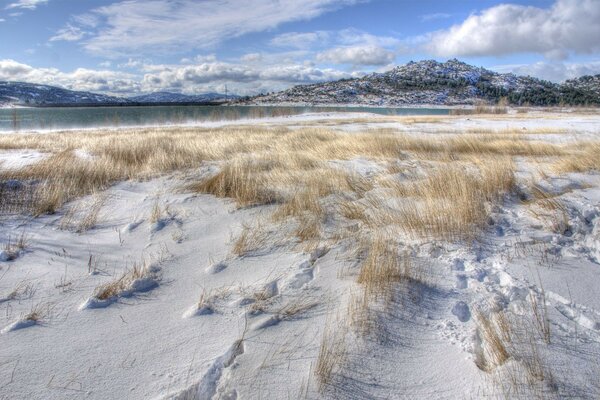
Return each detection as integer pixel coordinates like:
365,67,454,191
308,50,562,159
0,0,599,96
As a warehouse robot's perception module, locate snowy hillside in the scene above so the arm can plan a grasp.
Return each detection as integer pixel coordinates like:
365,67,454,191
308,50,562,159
0,81,129,106
243,59,600,106
129,92,238,103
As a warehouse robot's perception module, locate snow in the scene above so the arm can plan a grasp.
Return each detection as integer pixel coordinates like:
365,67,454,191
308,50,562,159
1,112,600,398
0,150,47,169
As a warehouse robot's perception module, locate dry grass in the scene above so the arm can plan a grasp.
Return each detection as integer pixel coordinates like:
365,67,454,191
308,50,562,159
24,302,51,323
2,231,28,260
450,99,509,115
188,158,279,207
1,281,35,302
526,184,571,235
474,309,511,372
315,318,348,392
0,125,567,217
60,193,106,232
193,287,231,314
375,158,516,241
231,222,272,257
357,235,415,298
553,142,600,173
276,296,319,320
476,300,561,398
92,259,157,300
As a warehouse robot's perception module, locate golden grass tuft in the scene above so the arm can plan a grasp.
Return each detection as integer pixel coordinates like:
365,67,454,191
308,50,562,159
474,309,511,372
188,158,279,207
231,222,272,257
92,259,156,300
315,319,348,392
357,234,414,298
553,142,600,173
382,157,516,240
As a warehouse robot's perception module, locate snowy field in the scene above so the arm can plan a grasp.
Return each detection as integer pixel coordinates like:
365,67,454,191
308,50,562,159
1,111,600,399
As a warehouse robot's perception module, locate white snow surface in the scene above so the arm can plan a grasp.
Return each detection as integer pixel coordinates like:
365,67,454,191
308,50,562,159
1,113,600,399
0,150,47,169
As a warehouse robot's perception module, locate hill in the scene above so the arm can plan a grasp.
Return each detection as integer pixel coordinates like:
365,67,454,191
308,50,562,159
129,91,237,103
0,81,128,106
241,59,600,106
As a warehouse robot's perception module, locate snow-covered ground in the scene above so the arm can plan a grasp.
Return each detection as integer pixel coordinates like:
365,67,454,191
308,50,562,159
1,112,600,399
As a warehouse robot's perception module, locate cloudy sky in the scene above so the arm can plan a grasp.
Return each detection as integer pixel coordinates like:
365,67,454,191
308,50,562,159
0,0,599,96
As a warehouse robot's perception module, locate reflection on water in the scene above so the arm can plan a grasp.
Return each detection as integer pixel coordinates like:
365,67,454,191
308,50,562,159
0,105,449,132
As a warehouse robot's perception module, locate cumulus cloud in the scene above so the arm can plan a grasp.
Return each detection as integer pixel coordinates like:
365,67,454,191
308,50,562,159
5,0,48,10
139,61,360,95
0,57,364,96
426,0,600,60
492,61,600,83
317,45,395,66
59,0,363,57
0,59,140,94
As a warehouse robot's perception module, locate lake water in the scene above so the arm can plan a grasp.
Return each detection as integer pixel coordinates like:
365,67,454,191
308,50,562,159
0,105,449,132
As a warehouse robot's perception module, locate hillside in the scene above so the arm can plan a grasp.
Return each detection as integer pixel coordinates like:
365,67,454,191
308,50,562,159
129,91,237,103
0,81,128,106
242,59,600,106
2,61,600,107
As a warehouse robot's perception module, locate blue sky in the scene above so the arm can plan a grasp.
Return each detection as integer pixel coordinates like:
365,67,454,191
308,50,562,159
0,0,599,95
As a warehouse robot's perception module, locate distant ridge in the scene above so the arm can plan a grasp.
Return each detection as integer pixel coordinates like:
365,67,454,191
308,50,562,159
0,84,237,107
0,81,128,106
129,91,238,103
240,59,600,106
2,60,599,107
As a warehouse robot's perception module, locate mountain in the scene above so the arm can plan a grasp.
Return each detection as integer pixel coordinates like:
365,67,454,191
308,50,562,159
241,59,600,106
0,81,128,106
0,84,238,107
560,75,600,105
2,61,599,107
129,91,238,103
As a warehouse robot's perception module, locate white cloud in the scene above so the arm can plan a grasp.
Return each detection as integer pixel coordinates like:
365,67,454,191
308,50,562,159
50,24,87,42
270,28,399,50
5,0,47,10
420,13,452,22
426,0,600,60
316,45,395,66
241,53,263,63
63,0,363,57
492,61,600,83
0,59,140,94
270,31,331,49
0,57,363,96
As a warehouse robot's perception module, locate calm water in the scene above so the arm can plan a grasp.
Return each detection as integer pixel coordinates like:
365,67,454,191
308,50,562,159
0,105,449,132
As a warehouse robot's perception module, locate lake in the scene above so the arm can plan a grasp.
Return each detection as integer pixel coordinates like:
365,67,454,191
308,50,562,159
0,105,449,132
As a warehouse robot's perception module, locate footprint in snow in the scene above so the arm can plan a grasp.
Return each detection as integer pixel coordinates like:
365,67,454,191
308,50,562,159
452,301,471,323
205,261,227,274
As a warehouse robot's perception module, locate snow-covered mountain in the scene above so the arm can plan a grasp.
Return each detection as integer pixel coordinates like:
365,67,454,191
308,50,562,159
242,59,600,106
129,91,238,103
2,60,599,107
0,81,128,106
0,84,237,107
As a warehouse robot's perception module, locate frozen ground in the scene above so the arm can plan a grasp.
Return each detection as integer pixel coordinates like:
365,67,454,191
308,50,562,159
1,111,600,399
